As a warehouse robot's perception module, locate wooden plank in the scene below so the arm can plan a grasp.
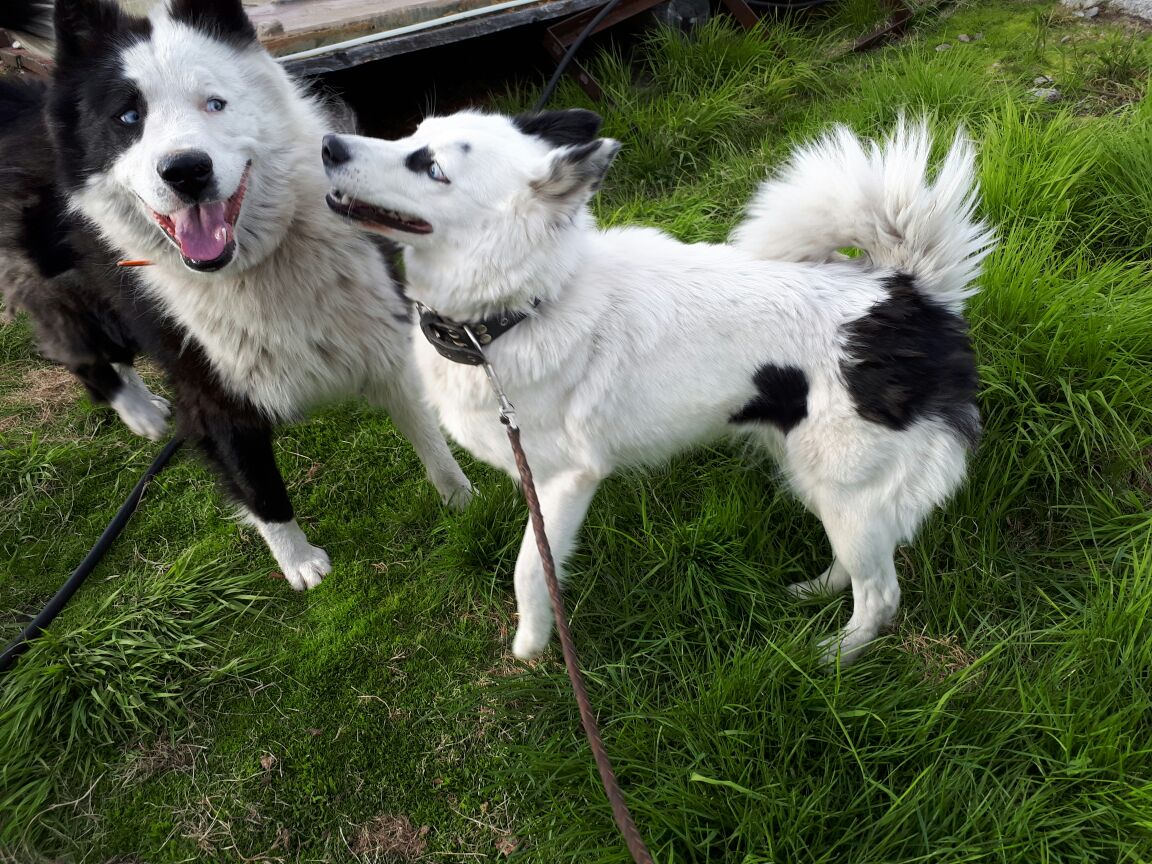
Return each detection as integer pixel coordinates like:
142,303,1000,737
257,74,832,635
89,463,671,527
279,0,606,75
250,0,506,56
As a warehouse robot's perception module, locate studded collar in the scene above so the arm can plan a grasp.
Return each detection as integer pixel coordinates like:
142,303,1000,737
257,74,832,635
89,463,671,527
417,299,540,366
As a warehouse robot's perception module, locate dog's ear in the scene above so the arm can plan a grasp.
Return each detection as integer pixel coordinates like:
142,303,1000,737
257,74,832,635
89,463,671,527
54,0,132,61
530,138,620,207
169,0,258,46
513,109,603,147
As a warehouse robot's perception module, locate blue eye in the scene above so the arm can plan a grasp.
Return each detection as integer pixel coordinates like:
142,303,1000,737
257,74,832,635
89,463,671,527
427,161,447,183
206,97,226,113
118,108,140,126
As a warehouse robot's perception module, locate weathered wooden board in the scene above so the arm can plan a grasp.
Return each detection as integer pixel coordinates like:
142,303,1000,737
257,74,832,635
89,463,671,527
1,0,611,78
245,0,608,75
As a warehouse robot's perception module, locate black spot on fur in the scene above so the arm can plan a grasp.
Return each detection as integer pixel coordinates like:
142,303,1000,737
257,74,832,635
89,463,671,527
513,109,603,147
49,3,152,189
730,364,809,433
169,0,258,47
404,146,435,174
841,273,981,447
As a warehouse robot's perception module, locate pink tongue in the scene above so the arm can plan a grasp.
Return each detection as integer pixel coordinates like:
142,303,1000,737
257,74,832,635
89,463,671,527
172,202,231,262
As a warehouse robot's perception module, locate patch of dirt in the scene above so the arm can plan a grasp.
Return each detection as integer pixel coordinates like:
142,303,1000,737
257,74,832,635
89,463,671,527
1,365,80,427
118,737,206,784
7,361,80,410
899,629,981,682
350,814,430,861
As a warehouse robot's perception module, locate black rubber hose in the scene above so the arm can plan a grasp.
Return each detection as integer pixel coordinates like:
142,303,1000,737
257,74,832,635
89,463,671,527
0,436,184,673
534,0,627,111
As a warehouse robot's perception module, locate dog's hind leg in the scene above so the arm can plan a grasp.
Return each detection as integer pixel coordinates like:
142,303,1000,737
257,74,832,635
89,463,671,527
811,497,902,666
369,369,473,511
510,469,602,660
787,558,852,598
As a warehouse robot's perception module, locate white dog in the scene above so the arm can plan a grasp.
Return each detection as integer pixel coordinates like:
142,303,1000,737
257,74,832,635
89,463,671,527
322,109,994,663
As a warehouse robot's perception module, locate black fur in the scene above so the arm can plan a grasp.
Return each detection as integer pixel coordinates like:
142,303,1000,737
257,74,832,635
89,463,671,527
513,109,603,147
730,364,809,433
0,78,137,406
169,0,258,48
21,184,77,278
0,0,54,39
50,0,152,187
0,67,294,528
841,273,981,447
151,319,292,522
404,146,435,175
53,0,151,67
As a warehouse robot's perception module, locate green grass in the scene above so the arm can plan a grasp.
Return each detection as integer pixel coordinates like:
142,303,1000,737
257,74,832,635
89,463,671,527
3,1,1152,861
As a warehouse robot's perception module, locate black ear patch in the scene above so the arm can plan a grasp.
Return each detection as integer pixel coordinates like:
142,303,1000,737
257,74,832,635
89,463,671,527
54,0,147,62
169,0,257,47
531,139,620,201
513,109,603,147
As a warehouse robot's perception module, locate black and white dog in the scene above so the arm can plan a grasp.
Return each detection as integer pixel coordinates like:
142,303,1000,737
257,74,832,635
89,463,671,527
322,111,994,663
0,0,473,587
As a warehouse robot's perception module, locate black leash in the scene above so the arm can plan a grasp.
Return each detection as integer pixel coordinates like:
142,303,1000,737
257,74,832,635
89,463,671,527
0,436,183,673
534,0,626,111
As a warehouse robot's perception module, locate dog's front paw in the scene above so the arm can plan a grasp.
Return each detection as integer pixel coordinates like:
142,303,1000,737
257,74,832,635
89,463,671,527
282,546,332,591
113,391,171,441
512,623,551,660
442,482,474,512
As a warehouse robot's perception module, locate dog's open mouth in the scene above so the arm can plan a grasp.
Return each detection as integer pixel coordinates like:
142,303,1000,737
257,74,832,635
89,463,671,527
326,190,432,235
151,163,250,271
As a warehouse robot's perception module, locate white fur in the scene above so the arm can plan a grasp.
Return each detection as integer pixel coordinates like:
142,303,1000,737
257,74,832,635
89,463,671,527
69,8,471,580
731,121,995,314
245,511,331,590
109,362,171,440
327,114,994,665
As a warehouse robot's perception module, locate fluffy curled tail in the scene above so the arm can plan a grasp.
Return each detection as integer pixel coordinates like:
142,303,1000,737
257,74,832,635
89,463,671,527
0,0,54,58
731,121,995,314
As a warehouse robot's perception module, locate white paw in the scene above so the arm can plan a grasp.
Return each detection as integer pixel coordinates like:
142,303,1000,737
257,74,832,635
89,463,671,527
111,364,171,441
442,482,474,512
114,393,171,441
512,623,551,660
282,546,332,591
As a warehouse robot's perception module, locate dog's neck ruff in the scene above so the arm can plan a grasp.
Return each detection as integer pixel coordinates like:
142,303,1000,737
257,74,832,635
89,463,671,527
417,300,540,366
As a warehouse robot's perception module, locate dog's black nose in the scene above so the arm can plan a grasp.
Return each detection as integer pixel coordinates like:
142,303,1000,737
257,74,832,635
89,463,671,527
158,150,214,200
322,134,351,168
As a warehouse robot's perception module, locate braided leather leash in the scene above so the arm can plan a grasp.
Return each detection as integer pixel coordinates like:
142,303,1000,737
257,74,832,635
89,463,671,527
454,323,654,864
